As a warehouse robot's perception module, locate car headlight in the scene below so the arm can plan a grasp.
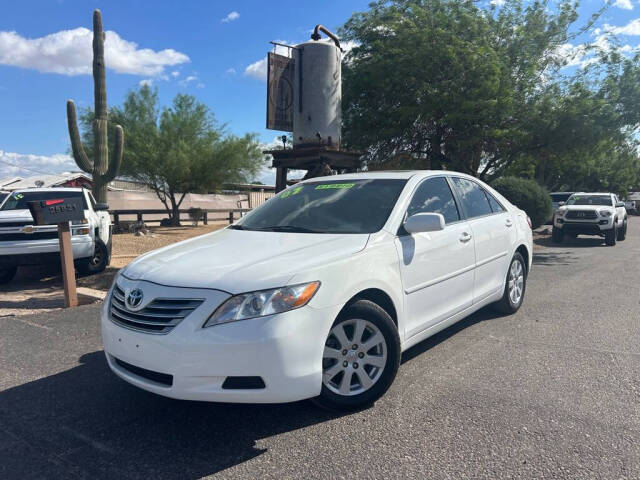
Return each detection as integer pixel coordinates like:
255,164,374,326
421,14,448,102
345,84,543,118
599,210,612,217
204,281,320,328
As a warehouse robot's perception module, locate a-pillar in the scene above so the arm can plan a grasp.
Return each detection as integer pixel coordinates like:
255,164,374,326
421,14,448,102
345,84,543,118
275,167,288,193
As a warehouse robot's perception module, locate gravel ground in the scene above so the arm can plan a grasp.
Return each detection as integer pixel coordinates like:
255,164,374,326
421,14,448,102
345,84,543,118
0,223,225,317
0,220,638,479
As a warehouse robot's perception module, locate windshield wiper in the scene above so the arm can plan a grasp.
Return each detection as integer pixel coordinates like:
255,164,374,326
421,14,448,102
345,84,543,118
256,225,322,233
228,224,246,230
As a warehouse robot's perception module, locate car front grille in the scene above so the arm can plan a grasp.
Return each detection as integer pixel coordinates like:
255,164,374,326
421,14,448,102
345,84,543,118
110,284,204,334
565,210,598,220
0,232,58,241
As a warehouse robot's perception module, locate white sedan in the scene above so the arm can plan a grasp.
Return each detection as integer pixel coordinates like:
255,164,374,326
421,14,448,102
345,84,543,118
102,171,533,410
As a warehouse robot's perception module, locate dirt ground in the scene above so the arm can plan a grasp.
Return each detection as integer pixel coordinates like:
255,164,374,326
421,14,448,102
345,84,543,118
0,223,226,317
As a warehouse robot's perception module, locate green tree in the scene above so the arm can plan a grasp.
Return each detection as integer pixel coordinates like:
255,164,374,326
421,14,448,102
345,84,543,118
81,85,264,225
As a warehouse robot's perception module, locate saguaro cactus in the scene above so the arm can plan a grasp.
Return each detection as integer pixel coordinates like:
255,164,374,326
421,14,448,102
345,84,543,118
67,9,124,204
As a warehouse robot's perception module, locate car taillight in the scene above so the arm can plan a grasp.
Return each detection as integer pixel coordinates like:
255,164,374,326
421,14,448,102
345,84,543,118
526,216,532,229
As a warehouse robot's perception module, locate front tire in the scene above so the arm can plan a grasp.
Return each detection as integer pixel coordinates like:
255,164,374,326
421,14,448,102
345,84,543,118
313,300,400,411
617,219,627,241
605,223,617,246
552,227,563,243
77,239,109,275
0,266,17,284
494,252,527,315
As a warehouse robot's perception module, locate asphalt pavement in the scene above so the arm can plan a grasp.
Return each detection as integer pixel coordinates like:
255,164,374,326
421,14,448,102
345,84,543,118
1,222,639,479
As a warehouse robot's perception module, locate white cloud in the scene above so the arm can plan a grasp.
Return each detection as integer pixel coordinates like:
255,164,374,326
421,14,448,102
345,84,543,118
221,11,240,23
178,74,203,88
244,57,268,81
613,0,633,10
225,67,237,76
139,78,153,86
0,150,76,178
171,70,180,77
605,18,640,36
0,27,190,76
491,0,506,6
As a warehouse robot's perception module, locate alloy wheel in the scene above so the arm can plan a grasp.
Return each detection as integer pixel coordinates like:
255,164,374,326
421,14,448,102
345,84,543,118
322,318,387,396
508,259,524,306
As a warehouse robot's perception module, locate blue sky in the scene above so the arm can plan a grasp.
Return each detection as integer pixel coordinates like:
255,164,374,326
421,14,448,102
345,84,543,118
0,0,638,184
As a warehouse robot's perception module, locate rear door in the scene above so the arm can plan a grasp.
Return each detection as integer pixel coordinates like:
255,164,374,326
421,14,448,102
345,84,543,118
394,176,475,338
450,177,512,303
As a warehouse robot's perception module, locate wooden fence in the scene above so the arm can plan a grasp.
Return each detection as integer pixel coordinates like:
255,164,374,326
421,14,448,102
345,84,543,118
110,208,252,232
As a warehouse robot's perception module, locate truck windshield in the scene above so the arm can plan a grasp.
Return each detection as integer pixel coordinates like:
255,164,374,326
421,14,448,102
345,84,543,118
234,179,407,234
1,191,87,211
566,195,612,206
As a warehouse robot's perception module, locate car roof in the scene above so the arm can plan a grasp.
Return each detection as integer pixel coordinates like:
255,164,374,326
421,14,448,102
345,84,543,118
299,170,479,183
9,187,86,194
570,192,613,196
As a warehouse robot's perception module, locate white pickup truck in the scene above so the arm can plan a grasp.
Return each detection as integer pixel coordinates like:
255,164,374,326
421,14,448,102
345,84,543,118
553,192,628,246
0,187,112,283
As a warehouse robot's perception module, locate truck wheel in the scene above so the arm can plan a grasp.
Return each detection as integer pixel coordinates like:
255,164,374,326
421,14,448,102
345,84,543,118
77,239,109,275
605,224,617,246
0,266,17,284
552,227,563,243
617,219,627,241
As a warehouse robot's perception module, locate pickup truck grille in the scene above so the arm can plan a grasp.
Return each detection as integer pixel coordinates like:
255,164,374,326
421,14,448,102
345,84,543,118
565,210,598,220
110,284,204,334
0,232,58,241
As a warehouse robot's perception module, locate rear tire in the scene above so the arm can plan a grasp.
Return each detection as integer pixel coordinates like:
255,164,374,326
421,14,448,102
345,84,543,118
0,266,17,284
77,239,109,275
493,252,527,315
617,219,627,241
552,227,563,243
605,224,617,246
312,300,400,411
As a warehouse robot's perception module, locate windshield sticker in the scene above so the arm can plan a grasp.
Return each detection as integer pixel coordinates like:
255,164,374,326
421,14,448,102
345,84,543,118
315,183,355,190
280,186,303,199
14,193,23,200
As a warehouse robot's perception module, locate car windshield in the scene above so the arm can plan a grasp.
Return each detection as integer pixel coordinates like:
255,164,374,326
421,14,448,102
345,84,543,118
0,191,87,211
234,179,408,234
566,195,612,206
551,193,571,203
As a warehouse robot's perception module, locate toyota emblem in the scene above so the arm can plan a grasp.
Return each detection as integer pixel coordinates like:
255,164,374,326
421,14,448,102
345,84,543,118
126,289,144,309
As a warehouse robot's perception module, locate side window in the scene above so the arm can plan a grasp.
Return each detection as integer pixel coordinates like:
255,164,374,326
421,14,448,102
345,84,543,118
451,177,492,219
484,189,505,213
406,177,460,224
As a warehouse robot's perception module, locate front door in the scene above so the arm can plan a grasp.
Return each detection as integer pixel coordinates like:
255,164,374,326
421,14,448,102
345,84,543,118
395,176,476,339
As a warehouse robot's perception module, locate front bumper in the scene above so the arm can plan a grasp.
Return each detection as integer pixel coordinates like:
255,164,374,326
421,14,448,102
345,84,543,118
101,276,339,403
554,216,612,235
0,235,93,266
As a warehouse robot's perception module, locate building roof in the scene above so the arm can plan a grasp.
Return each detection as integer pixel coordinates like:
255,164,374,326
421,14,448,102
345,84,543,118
0,172,92,190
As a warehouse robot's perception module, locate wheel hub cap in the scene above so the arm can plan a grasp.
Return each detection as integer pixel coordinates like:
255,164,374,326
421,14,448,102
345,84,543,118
322,318,387,396
508,259,524,306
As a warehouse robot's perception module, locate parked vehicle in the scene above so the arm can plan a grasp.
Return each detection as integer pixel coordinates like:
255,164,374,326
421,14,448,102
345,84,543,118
102,171,533,410
0,188,112,283
547,192,574,223
624,200,636,215
552,192,627,245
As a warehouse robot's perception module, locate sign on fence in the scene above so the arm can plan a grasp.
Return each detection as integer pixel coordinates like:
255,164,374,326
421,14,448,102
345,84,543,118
266,52,295,132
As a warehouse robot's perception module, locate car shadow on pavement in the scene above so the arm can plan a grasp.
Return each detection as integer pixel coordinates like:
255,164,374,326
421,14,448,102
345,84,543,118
0,351,347,479
534,235,606,249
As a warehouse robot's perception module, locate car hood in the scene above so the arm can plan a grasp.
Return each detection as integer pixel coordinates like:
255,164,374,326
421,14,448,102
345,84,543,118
123,227,370,293
559,205,612,212
0,209,33,224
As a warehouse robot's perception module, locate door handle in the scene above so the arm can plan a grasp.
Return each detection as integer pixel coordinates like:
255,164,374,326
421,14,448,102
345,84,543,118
505,219,513,227
459,232,472,243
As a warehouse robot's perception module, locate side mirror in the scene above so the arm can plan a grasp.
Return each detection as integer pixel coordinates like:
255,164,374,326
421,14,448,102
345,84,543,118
95,203,109,211
616,202,625,208
404,213,445,234
558,201,565,206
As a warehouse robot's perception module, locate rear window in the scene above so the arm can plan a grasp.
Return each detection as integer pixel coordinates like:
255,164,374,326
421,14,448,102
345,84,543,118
1,191,87,211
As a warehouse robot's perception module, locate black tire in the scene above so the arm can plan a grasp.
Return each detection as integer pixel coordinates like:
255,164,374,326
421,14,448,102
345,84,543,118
493,252,527,315
552,227,563,243
312,299,401,411
605,223,617,246
617,219,627,241
77,239,109,275
0,266,17,284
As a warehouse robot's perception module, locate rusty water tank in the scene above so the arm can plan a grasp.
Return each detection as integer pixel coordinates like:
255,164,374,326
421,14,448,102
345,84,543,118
292,27,342,148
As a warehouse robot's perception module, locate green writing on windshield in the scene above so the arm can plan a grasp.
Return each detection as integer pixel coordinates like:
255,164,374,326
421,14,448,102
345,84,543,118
280,186,303,199
315,183,355,190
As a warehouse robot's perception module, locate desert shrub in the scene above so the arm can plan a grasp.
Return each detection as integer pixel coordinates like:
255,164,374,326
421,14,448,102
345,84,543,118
187,207,204,226
491,177,552,228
